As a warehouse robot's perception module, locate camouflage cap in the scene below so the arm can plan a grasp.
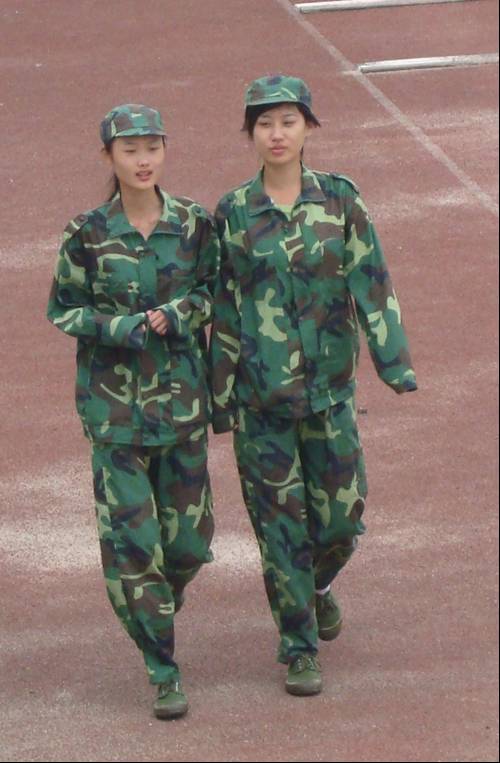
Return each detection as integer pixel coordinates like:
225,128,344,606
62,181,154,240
244,75,316,116
100,104,166,145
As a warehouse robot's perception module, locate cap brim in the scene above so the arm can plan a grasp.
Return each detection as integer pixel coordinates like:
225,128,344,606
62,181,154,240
115,128,166,137
246,96,299,107
245,99,318,122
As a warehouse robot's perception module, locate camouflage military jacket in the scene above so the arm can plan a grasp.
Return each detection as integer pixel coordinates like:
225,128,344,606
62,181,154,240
47,189,219,445
210,165,417,432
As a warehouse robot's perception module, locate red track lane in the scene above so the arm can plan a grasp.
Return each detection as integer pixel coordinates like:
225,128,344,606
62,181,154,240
0,1,498,761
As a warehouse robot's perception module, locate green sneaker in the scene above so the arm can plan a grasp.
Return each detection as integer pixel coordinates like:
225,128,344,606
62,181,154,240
153,678,188,720
285,654,322,696
316,591,343,641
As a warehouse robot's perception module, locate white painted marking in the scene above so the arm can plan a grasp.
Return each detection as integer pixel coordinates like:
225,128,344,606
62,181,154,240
296,0,477,12
210,532,261,572
274,0,499,216
0,463,260,573
0,235,60,270
358,53,499,73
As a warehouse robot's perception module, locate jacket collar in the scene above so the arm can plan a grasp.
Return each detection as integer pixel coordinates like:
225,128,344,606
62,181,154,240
106,187,182,237
247,164,326,217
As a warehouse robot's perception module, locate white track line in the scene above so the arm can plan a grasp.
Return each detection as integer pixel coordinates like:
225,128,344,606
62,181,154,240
358,53,499,72
296,0,479,12
274,0,499,216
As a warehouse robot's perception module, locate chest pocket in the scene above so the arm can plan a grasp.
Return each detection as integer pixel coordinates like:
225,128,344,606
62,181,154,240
243,213,289,265
304,238,345,281
91,250,139,311
154,230,198,303
238,255,281,301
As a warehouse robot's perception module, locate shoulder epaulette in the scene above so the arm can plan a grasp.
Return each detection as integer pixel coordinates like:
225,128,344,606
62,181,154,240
330,173,360,194
171,196,214,224
217,177,255,208
214,189,241,219
63,212,90,240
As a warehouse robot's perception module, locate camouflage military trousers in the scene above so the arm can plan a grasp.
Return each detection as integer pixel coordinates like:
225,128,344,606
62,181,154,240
91,427,214,684
234,400,367,663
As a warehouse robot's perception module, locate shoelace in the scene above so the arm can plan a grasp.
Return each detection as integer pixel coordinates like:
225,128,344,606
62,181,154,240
158,680,181,698
293,655,320,673
321,597,335,613
317,593,337,614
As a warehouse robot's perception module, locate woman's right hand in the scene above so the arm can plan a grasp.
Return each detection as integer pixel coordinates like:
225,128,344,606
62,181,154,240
147,309,170,336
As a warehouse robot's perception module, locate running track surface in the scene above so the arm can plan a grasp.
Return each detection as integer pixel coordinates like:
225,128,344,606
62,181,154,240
0,1,498,761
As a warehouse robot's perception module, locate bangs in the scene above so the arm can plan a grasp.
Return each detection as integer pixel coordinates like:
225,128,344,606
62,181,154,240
242,102,321,136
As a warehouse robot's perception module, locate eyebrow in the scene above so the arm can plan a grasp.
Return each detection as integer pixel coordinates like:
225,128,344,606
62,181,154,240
259,110,299,119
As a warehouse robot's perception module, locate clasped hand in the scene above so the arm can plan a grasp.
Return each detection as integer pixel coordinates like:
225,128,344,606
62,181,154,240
142,309,169,336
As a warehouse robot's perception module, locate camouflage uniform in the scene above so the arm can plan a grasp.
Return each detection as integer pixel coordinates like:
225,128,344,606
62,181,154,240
47,105,219,684
210,77,417,664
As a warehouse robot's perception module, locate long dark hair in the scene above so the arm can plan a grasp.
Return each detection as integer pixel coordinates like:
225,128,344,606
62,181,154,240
102,142,119,201
242,102,321,138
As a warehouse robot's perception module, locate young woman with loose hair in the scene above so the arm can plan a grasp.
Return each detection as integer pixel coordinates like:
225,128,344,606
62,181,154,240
210,75,417,696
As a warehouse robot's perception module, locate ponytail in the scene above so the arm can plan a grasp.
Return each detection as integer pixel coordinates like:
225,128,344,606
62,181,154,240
106,173,120,202
102,141,120,202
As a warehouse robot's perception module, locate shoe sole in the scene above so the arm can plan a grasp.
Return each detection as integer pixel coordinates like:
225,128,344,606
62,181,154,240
318,618,343,641
285,680,323,696
154,703,189,720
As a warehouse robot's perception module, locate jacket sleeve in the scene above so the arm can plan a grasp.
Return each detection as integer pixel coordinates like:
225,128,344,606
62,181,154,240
209,205,241,433
47,220,147,349
344,193,417,394
157,212,220,341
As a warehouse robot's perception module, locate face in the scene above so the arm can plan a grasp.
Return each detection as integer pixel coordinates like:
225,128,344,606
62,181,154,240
108,135,165,192
252,104,311,166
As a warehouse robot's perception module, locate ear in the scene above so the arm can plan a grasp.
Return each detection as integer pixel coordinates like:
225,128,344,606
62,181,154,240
101,146,113,167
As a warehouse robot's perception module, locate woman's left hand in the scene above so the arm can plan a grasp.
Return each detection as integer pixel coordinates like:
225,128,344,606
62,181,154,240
147,309,170,336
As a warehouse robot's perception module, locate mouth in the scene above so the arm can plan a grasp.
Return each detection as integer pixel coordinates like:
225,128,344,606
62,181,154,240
136,171,153,181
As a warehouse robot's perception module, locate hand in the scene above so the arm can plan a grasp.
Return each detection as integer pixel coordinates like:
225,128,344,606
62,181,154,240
146,309,169,336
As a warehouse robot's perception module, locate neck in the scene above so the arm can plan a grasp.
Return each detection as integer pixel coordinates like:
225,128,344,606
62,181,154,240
119,185,164,240
262,160,302,203
119,185,162,218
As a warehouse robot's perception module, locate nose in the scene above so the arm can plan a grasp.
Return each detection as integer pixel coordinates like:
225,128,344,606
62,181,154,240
137,153,150,166
270,124,284,141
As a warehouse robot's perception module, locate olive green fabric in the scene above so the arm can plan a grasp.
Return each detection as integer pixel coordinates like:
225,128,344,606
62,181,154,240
210,165,417,432
234,402,365,662
244,74,315,115
92,429,213,684
48,189,219,445
100,103,166,144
